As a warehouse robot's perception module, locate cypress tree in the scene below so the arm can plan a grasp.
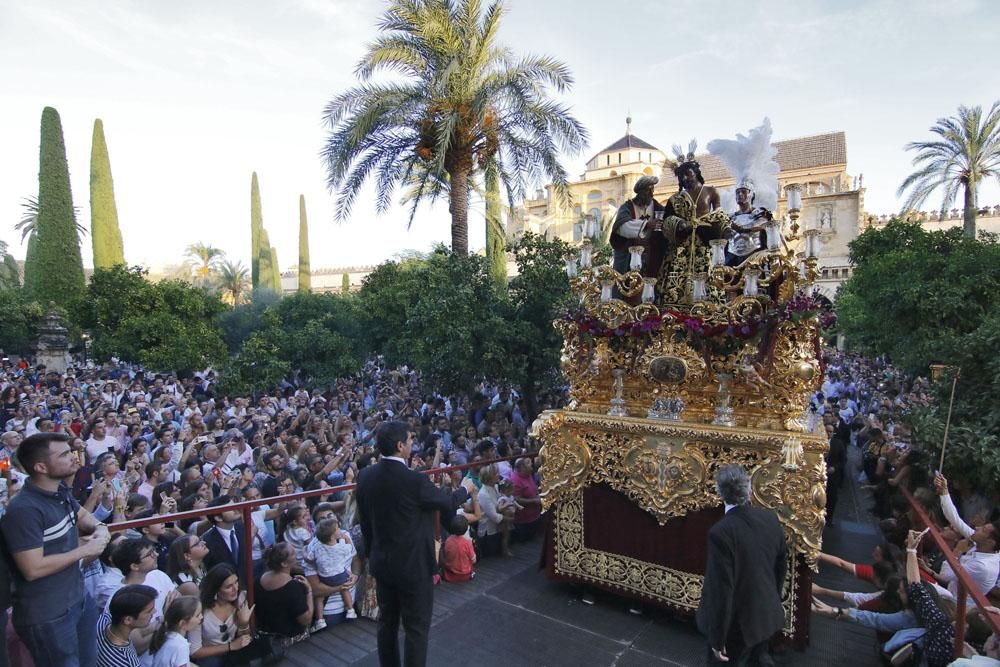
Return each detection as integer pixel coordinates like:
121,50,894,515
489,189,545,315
485,165,507,288
257,229,274,293
341,272,350,294
89,119,125,268
269,247,282,292
27,107,85,306
298,195,311,293
250,172,263,287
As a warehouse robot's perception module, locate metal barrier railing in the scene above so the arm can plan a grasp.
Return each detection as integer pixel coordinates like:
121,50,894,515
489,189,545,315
107,454,528,609
900,487,1000,658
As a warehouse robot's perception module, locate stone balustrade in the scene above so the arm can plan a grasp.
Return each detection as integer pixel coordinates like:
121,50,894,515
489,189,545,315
864,204,1000,226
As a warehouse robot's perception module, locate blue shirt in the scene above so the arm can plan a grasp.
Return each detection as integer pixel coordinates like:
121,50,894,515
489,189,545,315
0,481,84,625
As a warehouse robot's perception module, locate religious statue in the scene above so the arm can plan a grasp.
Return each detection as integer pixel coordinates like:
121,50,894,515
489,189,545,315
706,119,781,268
725,178,773,266
655,143,731,305
610,175,666,277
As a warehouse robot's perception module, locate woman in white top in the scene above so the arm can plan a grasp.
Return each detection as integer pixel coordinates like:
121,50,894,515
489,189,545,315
190,564,269,666
476,464,506,557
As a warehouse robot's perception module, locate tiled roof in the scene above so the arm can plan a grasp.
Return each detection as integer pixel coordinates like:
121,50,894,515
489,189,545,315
660,132,847,184
589,133,661,162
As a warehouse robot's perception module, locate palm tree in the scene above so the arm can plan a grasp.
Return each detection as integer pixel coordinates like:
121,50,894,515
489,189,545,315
184,242,225,283
217,260,250,305
321,0,588,256
898,101,1000,238
16,195,87,242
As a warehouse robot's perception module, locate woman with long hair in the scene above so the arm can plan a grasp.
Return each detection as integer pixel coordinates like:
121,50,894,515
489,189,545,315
191,564,270,666
167,535,211,595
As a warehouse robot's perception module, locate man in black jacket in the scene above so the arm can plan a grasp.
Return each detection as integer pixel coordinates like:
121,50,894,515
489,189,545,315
696,465,788,666
357,420,470,667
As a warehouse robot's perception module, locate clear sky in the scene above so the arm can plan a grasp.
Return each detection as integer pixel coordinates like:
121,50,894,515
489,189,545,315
2,0,998,272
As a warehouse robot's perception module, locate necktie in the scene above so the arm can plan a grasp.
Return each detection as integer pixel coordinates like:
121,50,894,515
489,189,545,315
229,530,238,556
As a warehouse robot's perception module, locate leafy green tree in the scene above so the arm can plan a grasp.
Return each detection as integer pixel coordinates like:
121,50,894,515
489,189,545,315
184,242,225,284
0,288,45,355
0,240,20,290
321,0,588,256
90,119,125,268
271,292,366,384
218,312,292,396
217,260,250,305
298,195,311,293
25,107,85,306
217,288,281,353
250,172,263,287
358,247,507,392
898,101,1000,238
76,265,226,374
496,232,573,417
837,220,1000,488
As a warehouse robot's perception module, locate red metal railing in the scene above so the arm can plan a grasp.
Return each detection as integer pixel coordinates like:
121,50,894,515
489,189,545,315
108,454,527,609
901,487,1000,658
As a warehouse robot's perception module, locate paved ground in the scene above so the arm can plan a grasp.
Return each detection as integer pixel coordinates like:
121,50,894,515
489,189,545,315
285,446,886,666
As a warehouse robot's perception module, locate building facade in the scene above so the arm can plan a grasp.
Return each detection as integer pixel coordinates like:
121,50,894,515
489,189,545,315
509,120,865,299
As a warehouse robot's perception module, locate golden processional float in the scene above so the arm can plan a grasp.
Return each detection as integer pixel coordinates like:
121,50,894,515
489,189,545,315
532,122,828,646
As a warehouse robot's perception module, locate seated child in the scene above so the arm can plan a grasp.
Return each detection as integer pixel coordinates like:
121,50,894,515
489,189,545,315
496,478,523,557
304,517,357,630
442,515,476,583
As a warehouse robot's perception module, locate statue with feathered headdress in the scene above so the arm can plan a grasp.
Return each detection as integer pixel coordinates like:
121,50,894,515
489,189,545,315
707,119,780,267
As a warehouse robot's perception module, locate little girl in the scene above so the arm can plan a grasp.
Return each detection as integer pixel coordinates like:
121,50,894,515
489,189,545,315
304,517,356,631
150,595,203,667
281,505,314,571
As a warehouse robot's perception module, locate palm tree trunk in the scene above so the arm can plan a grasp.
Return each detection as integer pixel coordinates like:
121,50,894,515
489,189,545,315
962,179,977,239
448,159,471,256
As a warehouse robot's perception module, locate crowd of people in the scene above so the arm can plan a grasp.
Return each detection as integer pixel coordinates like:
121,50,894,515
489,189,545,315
810,352,1000,667
0,356,553,667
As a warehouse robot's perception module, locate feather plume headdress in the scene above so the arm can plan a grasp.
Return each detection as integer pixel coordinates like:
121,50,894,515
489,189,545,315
706,118,779,211
665,139,699,171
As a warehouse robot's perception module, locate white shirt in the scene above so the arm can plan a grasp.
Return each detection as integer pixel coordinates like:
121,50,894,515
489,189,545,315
938,494,1000,605
150,631,189,667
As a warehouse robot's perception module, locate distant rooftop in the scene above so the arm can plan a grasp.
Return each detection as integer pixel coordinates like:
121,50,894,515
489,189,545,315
667,131,848,183
588,117,662,163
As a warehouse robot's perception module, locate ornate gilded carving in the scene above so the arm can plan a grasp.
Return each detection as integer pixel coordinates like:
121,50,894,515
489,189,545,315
534,411,828,566
551,491,801,636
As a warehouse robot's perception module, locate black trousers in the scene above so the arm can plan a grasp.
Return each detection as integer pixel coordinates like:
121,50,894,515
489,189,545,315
376,576,434,667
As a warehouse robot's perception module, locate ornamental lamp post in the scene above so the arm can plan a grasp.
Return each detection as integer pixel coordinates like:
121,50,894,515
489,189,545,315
785,183,803,235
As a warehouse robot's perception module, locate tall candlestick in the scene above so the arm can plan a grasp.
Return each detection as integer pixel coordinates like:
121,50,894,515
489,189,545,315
600,279,614,303
743,269,760,297
709,239,727,268
692,273,708,302
564,254,578,278
580,242,593,269
628,246,644,272
786,184,803,211
765,220,781,250
641,278,656,304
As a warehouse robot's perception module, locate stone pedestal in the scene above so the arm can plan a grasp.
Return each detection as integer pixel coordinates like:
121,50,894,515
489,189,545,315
35,302,71,373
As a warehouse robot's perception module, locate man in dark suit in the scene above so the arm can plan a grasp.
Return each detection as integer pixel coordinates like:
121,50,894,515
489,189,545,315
696,465,788,666
357,420,470,667
201,495,248,580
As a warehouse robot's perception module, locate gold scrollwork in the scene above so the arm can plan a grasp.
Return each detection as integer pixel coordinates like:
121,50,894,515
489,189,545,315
536,411,827,566
551,491,801,635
